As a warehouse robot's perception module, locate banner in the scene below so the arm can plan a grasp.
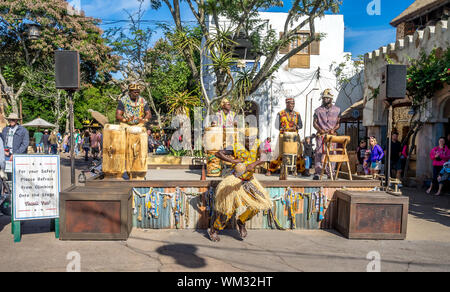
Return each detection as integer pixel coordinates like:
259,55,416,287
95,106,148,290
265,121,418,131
13,155,60,221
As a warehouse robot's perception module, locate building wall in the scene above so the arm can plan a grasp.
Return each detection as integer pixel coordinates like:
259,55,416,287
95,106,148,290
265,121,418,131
363,19,450,178
204,13,359,148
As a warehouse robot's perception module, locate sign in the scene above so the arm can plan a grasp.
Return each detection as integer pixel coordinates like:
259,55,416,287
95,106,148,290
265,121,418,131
352,109,360,119
13,155,60,221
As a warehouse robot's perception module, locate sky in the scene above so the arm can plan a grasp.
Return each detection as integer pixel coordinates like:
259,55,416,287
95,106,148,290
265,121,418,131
78,0,416,58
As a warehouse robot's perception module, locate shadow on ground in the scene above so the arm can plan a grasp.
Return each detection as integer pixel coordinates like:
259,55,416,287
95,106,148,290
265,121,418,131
402,187,450,228
156,244,206,269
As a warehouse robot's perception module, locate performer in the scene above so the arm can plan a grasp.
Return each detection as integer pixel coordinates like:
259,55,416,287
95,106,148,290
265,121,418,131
116,83,152,125
313,89,341,180
266,97,307,176
208,129,272,242
215,98,237,129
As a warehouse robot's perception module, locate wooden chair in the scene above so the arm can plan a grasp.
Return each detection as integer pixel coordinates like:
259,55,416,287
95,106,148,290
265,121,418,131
320,135,352,181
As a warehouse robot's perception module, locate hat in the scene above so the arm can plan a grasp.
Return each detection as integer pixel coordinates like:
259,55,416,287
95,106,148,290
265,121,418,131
128,83,144,91
321,89,334,99
285,97,295,103
220,98,230,108
6,113,19,120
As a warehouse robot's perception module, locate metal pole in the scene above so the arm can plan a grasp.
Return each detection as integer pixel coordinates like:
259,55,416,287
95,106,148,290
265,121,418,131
68,90,75,186
387,102,393,190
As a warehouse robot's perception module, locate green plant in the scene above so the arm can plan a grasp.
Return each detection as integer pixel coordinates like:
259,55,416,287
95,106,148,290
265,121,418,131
407,48,450,108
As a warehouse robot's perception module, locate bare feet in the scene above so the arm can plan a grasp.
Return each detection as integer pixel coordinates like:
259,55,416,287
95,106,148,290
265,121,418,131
207,228,220,242
434,192,441,196
237,220,248,239
426,188,432,194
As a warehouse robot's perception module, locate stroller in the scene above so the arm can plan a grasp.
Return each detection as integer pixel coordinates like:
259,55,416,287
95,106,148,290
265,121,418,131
0,171,12,216
78,158,103,184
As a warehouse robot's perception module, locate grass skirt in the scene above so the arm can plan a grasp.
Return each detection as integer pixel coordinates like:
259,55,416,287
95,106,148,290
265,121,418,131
214,175,272,214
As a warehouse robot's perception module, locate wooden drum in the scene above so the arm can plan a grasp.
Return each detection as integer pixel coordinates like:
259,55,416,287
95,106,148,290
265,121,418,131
102,124,126,178
281,132,299,155
126,126,148,180
204,127,223,151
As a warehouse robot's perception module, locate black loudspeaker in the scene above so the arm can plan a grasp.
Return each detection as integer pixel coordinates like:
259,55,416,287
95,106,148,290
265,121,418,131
55,51,80,90
380,64,407,100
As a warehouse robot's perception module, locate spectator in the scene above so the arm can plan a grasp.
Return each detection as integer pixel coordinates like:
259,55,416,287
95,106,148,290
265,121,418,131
389,132,403,181
42,130,50,154
33,129,44,154
147,129,158,153
363,149,371,175
1,113,29,160
368,136,384,179
74,129,81,156
63,133,70,153
56,131,62,153
82,130,91,161
49,131,58,155
436,161,450,196
426,137,450,194
356,139,368,175
90,129,101,160
303,136,313,177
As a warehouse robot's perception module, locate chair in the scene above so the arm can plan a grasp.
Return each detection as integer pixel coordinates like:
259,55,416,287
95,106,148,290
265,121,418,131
320,135,352,181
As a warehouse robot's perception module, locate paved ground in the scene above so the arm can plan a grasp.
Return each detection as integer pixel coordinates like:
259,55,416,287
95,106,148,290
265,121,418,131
0,154,449,272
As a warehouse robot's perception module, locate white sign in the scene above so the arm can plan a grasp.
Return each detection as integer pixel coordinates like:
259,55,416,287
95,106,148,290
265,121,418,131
13,155,60,221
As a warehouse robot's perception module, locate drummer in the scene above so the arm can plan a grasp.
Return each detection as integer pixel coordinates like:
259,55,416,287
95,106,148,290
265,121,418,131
267,97,307,176
116,83,152,126
215,98,237,129
312,89,341,180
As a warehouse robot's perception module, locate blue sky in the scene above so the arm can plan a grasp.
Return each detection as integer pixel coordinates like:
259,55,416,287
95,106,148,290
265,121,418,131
80,0,415,57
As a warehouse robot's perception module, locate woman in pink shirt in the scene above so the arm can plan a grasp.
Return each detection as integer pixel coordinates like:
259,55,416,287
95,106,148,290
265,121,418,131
427,137,450,194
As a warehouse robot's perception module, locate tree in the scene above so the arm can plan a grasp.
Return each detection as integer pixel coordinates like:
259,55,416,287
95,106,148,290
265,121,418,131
0,0,117,117
150,0,342,112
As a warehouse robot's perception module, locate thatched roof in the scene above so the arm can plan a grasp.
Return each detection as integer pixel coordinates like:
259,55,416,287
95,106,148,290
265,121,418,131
391,0,449,26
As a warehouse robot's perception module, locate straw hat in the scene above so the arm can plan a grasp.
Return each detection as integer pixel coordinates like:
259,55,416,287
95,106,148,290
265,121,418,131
220,98,230,108
6,113,19,120
321,89,334,99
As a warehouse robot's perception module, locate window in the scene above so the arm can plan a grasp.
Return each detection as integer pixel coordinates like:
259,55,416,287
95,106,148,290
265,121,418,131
279,31,320,69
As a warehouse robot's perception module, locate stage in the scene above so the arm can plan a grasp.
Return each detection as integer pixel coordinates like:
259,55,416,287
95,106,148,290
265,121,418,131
66,168,381,232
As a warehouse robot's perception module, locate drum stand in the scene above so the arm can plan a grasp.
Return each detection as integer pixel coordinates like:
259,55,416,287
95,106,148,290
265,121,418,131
281,154,298,178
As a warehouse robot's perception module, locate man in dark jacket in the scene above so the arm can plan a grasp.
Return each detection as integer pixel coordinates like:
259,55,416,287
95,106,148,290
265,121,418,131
1,113,29,160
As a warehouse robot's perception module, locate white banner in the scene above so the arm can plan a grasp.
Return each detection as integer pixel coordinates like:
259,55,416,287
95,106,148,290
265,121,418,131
13,155,60,221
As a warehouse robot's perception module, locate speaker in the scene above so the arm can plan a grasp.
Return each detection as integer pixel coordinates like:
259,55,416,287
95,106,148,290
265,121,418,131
380,64,407,100
55,51,80,90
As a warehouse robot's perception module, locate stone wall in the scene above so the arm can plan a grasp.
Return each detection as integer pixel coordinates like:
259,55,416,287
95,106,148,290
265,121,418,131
362,19,450,178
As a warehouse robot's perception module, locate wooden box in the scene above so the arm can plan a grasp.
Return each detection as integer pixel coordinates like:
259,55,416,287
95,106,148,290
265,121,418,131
334,190,408,240
60,186,133,240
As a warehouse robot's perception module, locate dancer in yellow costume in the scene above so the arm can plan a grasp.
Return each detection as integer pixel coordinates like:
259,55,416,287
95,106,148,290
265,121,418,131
208,129,272,242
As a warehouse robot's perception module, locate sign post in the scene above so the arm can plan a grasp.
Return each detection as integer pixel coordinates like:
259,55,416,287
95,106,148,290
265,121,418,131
11,155,60,242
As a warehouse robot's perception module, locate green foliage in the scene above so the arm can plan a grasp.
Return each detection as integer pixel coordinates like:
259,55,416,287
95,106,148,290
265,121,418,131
407,48,450,107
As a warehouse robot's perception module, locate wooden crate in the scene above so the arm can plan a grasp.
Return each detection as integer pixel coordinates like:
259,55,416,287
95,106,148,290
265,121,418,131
60,186,133,240
334,190,408,240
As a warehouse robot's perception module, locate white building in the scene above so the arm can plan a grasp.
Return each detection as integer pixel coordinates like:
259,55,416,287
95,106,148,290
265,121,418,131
203,12,358,144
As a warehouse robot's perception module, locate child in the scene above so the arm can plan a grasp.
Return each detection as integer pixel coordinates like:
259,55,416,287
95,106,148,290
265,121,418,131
435,161,450,196
363,148,371,175
261,137,273,164
303,136,314,176
356,139,368,175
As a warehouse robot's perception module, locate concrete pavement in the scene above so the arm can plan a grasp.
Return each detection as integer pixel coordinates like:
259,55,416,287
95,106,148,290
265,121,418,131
0,155,449,272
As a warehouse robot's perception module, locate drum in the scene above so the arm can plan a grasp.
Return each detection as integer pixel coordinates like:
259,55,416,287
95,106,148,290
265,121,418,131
204,127,223,151
206,151,222,177
126,125,148,180
281,132,299,155
103,124,126,178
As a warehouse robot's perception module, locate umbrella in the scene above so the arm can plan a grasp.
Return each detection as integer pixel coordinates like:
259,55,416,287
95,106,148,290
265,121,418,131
88,109,108,127
22,117,56,128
